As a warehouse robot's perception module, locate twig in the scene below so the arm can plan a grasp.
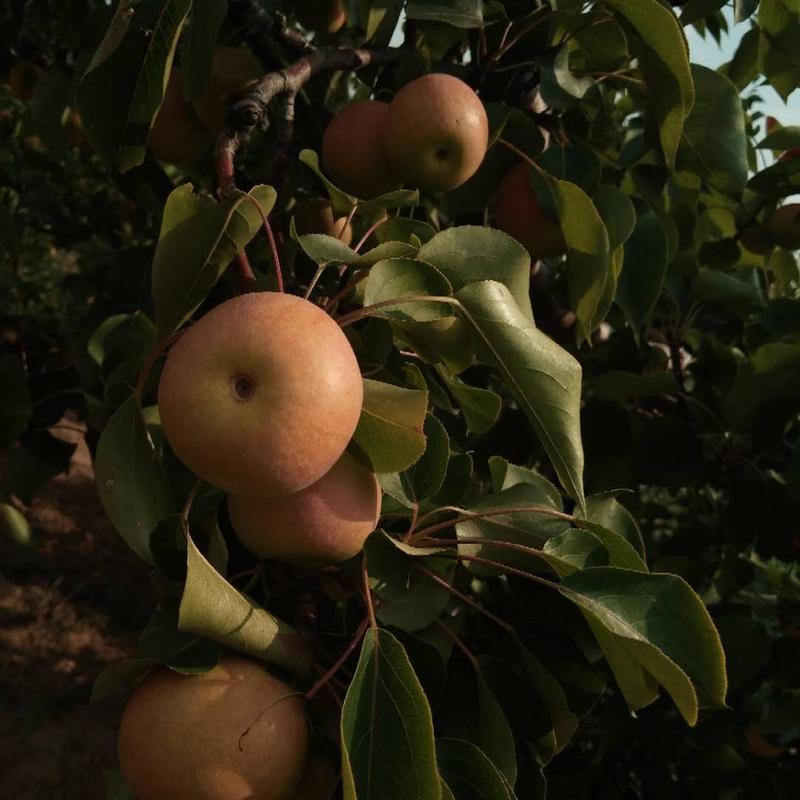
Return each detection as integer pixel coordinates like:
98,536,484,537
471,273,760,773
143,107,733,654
414,564,513,633
409,505,576,543
354,215,389,252
234,251,258,292
306,617,370,700
435,619,478,666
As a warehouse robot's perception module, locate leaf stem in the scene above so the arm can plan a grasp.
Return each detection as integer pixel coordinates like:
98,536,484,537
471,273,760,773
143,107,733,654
354,215,389,252
336,295,458,327
435,619,478,667
242,193,284,292
497,137,546,175
362,555,378,630
409,505,575,543
134,330,185,400
306,616,370,700
414,563,513,633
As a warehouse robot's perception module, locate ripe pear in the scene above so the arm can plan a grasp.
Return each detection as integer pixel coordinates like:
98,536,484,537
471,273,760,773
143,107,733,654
294,198,354,245
117,657,309,800
383,74,489,191
296,0,347,34
228,452,380,565
149,69,214,163
193,47,262,134
157,292,363,497
322,101,400,198
493,161,566,259
767,203,800,250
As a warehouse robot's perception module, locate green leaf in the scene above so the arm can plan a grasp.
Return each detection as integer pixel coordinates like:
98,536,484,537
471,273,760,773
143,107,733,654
87,313,157,367
0,503,33,547
0,353,31,447
341,628,440,800
95,395,174,562
418,226,534,323
437,739,515,800
560,567,728,724
726,342,800,427
406,0,483,28
543,529,609,576
543,177,611,342
407,414,451,501
354,379,428,473
676,65,748,198
77,0,192,170
151,183,277,336
758,0,800,100
366,531,455,632
178,535,311,676
487,457,563,505
181,0,228,99
364,258,454,322
443,375,502,436
299,149,418,214
456,281,585,509
603,0,694,169
615,202,670,330
475,662,517,784
691,269,766,316
376,217,437,245
137,606,221,673
92,659,156,703
457,483,571,574
579,492,646,557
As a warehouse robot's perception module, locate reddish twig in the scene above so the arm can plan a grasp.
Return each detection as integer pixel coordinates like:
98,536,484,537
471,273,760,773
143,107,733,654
234,251,258,292
354,215,389,252
306,617,370,700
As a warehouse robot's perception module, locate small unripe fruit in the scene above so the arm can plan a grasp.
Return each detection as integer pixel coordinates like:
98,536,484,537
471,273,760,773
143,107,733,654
767,203,800,250
149,69,213,163
296,0,347,34
384,74,489,192
494,162,566,259
158,292,363,497
294,198,354,245
193,47,262,134
117,658,309,800
228,452,380,565
322,101,400,198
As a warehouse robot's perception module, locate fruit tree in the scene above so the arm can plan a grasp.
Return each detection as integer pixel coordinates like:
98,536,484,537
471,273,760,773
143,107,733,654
2,1,800,798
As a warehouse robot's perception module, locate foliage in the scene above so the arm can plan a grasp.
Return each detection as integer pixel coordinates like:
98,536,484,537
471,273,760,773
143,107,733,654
2,1,800,798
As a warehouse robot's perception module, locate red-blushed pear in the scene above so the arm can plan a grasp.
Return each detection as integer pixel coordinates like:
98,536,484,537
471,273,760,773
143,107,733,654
227,452,380,565
767,203,800,250
296,0,347,34
778,147,800,163
117,657,309,800
294,197,354,245
383,74,489,191
148,69,214,163
193,47,262,134
157,292,363,497
493,161,566,259
321,101,400,198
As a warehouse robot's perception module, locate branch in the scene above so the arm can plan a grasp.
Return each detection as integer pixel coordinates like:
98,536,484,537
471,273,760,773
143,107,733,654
217,44,401,195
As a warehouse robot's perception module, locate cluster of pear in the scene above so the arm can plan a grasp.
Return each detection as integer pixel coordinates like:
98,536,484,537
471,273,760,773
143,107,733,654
118,291,379,798
741,148,800,255
149,47,262,163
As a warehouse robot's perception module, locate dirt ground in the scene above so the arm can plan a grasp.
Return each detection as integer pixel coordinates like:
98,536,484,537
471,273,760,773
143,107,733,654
1,421,152,800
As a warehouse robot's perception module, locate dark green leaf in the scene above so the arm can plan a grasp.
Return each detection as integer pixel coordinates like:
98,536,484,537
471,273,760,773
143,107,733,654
418,226,534,323
437,739,514,800
95,395,174,562
456,281,585,508
341,628,440,800
407,414,451,501
604,0,694,169
178,535,311,677
560,567,728,724
615,202,670,330
406,0,483,28
181,0,228,99
364,258,454,321
354,379,428,473
676,65,748,198
77,0,192,170
151,183,277,336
